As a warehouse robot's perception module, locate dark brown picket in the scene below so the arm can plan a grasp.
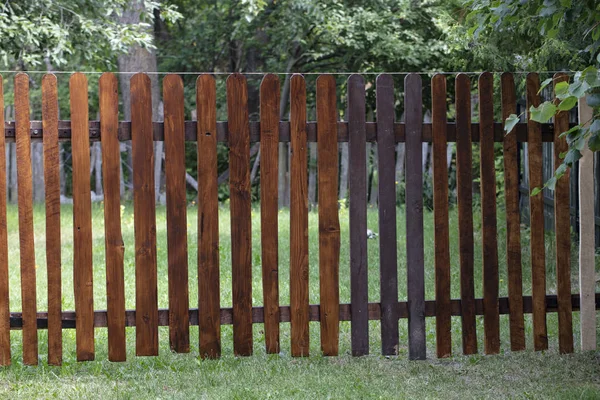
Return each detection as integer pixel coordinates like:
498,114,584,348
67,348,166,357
197,74,221,359
131,73,159,356
316,74,340,356
455,73,477,355
553,72,574,354
70,73,95,361
164,74,190,353
405,73,426,360
0,76,9,366
260,74,281,355
431,74,451,358
15,73,37,365
227,73,253,356
526,73,548,351
500,72,525,352
479,72,500,355
42,74,62,365
99,72,127,362
376,74,399,356
289,74,309,357
348,74,369,357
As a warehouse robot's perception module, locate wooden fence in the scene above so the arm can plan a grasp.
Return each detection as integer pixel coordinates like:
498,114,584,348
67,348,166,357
0,71,598,366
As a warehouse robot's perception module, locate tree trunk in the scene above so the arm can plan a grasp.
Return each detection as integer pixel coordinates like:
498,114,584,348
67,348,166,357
308,142,317,209
117,0,161,200
32,143,44,202
369,144,378,207
94,142,103,196
9,142,17,203
339,143,349,201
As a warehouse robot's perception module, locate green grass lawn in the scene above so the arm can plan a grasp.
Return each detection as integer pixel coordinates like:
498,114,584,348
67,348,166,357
0,203,598,399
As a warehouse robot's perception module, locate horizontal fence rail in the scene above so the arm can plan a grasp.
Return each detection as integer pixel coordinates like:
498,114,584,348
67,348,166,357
0,71,596,366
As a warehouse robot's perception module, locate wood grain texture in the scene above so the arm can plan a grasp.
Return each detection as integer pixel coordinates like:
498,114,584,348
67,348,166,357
99,72,126,362
227,73,253,356
164,74,190,353
553,72,574,354
500,73,525,352
478,72,500,355
455,73,477,355
15,73,38,365
131,73,158,356
376,74,399,356
0,76,9,366
405,73,426,360
578,93,597,351
260,74,281,355
42,74,62,365
347,74,369,357
289,74,309,356
526,73,548,351
70,73,95,361
431,74,451,358
196,74,221,359
316,75,340,356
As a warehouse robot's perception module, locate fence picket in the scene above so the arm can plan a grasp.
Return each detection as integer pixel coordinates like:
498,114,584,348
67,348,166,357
99,72,127,361
131,73,159,356
348,74,369,356
500,72,525,351
290,74,309,356
526,73,548,351
261,74,281,355
227,73,253,356
42,74,62,365
15,73,38,365
164,74,190,353
316,74,340,356
479,72,500,354
70,72,95,361
455,73,477,355
405,73,426,360
0,76,9,366
376,74,399,356
197,74,221,359
553,72,574,354
432,74,451,358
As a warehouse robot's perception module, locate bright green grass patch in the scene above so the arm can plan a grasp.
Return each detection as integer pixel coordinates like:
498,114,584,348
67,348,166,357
0,203,598,398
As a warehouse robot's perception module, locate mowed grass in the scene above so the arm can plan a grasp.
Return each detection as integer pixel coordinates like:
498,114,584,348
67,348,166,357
0,202,598,399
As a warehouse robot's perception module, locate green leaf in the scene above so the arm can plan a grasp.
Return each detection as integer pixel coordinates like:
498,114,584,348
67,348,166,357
554,81,569,97
564,149,583,165
558,96,577,111
504,114,519,133
529,102,557,123
538,78,553,93
531,186,543,196
545,176,557,191
589,129,600,152
559,124,580,139
587,94,600,107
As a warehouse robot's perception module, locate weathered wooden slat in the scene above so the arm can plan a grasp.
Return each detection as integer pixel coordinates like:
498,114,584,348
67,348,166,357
526,73,548,351
7,293,600,330
578,93,597,352
500,73,525,352
131,73,159,356
553,72,574,354
260,74,281,355
70,73,95,361
479,72,500,355
347,74,369,357
196,74,221,359
455,73,477,355
289,74,309,357
405,73,426,360
0,76,9,366
376,74,399,356
431,74,451,358
42,74,62,365
2,121,566,144
316,75,340,356
164,74,190,353
99,72,126,362
227,73,253,356
15,73,38,365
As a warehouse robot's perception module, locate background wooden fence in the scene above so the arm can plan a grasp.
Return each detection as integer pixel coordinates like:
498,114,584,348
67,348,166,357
0,71,597,366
